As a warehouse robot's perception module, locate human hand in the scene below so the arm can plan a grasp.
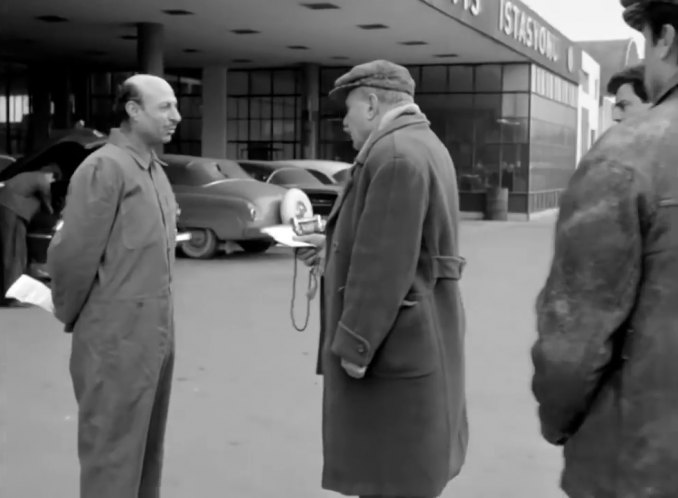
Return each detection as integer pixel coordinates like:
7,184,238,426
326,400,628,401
341,359,367,379
294,233,326,267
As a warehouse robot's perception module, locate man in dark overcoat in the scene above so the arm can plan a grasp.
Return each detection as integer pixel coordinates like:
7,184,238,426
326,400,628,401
532,1,678,497
296,60,468,498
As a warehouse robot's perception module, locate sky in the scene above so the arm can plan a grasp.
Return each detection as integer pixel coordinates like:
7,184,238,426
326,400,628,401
523,0,645,50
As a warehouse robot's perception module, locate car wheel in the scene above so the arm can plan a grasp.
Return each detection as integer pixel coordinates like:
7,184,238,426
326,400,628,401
180,228,218,259
239,240,273,254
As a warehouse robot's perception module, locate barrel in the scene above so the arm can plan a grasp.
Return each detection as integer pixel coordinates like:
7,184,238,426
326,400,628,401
484,186,509,221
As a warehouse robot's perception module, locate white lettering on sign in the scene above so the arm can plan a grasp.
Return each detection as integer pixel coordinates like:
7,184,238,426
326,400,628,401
499,0,560,63
452,0,481,16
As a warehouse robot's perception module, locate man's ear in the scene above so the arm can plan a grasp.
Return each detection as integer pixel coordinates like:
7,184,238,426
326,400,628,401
658,23,678,61
125,100,141,121
367,93,380,120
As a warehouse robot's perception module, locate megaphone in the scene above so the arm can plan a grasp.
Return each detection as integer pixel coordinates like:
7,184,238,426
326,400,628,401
278,188,325,333
280,188,326,236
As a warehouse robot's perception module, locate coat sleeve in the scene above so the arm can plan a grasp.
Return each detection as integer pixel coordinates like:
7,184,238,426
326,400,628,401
47,156,122,328
331,153,429,367
531,156,648,445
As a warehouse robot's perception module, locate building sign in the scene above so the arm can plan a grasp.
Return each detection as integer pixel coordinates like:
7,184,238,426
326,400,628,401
451,0,481,16
499,0,559,63
419,0,582,82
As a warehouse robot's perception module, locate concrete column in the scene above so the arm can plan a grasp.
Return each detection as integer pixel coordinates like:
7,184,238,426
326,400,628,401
201,66,228,158
137,23,164,76
301,63,320,159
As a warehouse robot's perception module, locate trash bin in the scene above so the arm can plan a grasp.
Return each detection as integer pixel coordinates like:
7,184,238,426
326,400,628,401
484,186,509,221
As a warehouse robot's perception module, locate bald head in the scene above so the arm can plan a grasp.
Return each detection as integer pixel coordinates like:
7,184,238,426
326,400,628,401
114,73,181,146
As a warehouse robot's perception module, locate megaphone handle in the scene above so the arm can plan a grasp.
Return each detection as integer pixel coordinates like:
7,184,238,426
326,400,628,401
291,250,320,332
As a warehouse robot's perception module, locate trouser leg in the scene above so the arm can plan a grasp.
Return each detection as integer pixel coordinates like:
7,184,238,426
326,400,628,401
70,332,165,498
138,347,175,498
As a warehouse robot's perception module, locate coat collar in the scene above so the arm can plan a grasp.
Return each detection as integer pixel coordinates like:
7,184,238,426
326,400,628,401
108,128,167,170
325,106,429,226
354,103,428,166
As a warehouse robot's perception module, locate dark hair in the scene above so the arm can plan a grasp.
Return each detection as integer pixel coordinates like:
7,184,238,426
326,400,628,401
112,80,143,125
606,64,649,102
644,3,678,46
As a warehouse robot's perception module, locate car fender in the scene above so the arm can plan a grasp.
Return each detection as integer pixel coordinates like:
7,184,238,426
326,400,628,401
174,192,253,241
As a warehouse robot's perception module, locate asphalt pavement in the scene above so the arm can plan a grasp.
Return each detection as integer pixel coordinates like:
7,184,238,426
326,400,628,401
0,215,567,498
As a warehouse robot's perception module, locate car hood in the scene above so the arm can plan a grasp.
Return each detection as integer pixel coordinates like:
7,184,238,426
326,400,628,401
200,179,287,201
283,182,343,194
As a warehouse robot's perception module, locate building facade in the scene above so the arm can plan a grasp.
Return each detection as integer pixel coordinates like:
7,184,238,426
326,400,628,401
0,0,584,217
576,51,602,164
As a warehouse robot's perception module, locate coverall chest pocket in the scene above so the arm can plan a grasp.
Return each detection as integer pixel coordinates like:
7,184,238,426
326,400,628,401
120,195,161,250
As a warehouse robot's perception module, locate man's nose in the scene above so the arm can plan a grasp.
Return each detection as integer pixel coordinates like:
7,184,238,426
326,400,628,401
171,105,182,123
611,108,623,123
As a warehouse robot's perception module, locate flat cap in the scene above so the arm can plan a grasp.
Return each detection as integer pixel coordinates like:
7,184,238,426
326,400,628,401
622,0,678,30
328,59,415,100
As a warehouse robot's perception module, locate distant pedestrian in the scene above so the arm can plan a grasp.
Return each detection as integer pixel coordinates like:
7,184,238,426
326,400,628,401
606,63,651,122
0,168,55,307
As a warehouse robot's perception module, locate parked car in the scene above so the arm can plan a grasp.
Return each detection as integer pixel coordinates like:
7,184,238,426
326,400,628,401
160,154,289,258
272,159,352,185
236,160,342,217
0,130,296,270
0,130,109,277
0,154,16,175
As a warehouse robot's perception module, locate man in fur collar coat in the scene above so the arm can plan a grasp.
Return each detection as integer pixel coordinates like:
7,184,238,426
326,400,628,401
532,1,678,496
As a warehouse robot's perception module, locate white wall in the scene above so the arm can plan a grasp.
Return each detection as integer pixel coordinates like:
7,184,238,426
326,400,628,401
576,51,601,165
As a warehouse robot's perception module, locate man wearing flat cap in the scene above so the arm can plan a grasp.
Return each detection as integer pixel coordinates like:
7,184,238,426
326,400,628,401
296,60,468,498
531,1,678,497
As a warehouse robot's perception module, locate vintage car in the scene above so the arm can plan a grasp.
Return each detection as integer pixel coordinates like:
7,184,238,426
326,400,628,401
0,130,108,276
160,154,288,258
236,160,342,217
0,154,16,175
0,130,296,268
273,159,352,185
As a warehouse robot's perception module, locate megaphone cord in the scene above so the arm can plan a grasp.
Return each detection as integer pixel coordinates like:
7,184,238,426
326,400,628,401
291,250,320,332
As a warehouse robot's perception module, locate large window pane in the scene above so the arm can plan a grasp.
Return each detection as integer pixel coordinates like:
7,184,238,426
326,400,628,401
447,66,473,92
406,66,422,90
228,71,248,95
237,98,249,119
251,71,271,94
273,70,297,94
474,93,502,143
475,65,502,92
90,73,112,96
421,66,447,93
475,143,501,187
320,68,347,94
502,64,530,92
500,143,529,192
501,93,529,118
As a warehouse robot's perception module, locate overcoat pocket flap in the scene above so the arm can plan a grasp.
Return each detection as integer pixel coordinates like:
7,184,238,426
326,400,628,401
432,255,466,280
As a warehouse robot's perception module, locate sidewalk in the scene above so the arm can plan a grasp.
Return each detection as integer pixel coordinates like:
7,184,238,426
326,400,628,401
0,216,566,498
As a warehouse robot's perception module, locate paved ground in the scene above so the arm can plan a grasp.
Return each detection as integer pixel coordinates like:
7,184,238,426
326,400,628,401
0,216,567,498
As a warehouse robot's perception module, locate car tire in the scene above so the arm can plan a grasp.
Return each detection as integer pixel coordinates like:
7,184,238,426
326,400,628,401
180,228,218,259
238,240,273,254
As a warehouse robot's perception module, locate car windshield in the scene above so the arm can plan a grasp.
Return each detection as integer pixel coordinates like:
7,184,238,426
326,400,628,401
165,161,228,186
216,161,252,180
307,169,334,185
268,168,321,185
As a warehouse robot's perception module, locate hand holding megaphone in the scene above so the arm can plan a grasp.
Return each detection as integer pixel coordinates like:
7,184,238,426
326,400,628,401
294,233,325,267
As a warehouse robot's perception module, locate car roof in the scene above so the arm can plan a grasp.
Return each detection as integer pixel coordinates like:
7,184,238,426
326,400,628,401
0,128,107,180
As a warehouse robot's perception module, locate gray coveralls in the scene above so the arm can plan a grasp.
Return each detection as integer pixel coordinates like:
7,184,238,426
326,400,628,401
47,128,177,498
